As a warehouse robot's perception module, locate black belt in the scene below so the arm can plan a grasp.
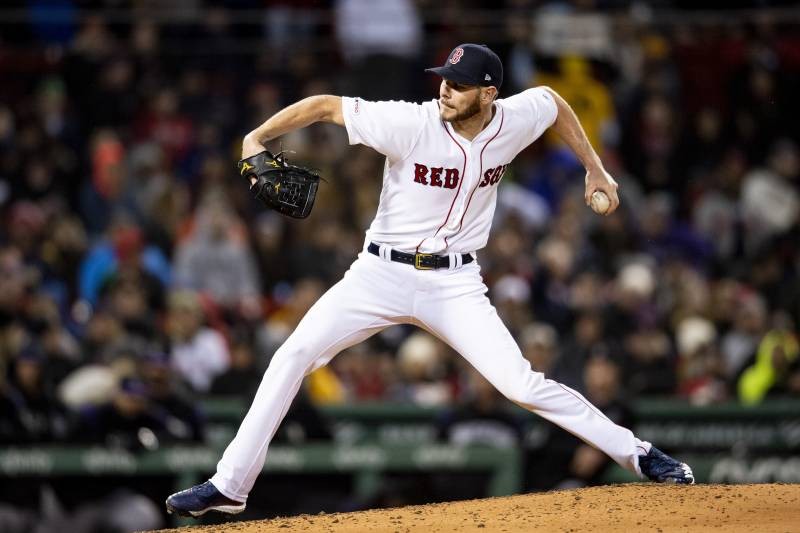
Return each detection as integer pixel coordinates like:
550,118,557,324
367,242,474,270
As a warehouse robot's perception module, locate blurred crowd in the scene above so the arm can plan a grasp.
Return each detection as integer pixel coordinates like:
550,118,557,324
0,0,799,458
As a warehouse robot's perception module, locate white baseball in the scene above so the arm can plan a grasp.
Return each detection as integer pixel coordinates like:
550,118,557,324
590,190,611,214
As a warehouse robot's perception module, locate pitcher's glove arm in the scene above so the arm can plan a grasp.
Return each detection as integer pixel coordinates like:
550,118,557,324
237,151,322,219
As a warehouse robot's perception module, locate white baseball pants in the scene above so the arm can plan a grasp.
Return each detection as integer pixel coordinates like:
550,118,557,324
210,249,647,501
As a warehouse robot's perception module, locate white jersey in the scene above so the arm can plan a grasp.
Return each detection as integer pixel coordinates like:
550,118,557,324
342,87,557,254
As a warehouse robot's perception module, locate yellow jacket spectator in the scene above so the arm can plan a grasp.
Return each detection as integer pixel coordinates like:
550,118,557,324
536,56,617,150
738,329,800,405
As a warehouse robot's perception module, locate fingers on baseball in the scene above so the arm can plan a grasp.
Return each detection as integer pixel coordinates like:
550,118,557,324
606,191,620,215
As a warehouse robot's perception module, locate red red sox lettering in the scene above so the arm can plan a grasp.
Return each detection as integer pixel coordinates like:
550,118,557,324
479,164,508,187
413,164,460,188
413,163,508,189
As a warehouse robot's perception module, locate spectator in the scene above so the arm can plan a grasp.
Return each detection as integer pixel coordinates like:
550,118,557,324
133,88,194,168
536,56,618,152
22,291,81,387
99,268,160,342
675,316,727,405
79,130,132,235
492,274,534,338
0,346,72,443
335,0,422,100
251,211,291,293
272,389,333,445
75,377,166,450
607,262,678,396
79,218,170,307
531,237,577,334
173,193,261,313
738,312,800,405
519,322,560,376
436,368,523,500
333,343,395,403
557,312,609,391
165,290,230,393
637,192,713,268
38,213,88,304
395,332,451,406
0,248,36,353
740,139,799,254
287,215,355,286
138,351,205,442
210,329,262,400
438,368,523,448
692,149,747,263
720,291,768,384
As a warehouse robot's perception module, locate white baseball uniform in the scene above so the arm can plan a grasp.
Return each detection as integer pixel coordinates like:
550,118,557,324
210,88,649,501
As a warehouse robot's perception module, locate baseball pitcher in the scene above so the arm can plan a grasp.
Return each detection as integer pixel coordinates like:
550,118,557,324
166,43,694,518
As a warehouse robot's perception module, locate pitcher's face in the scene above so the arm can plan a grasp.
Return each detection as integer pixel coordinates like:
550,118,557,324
438,79,483,122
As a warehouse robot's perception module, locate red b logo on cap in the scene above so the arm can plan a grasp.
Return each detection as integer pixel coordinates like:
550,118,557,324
449,48,464,64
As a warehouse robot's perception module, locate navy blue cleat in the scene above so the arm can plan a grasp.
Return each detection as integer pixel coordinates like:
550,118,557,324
165,481,246,517
639,446,695,484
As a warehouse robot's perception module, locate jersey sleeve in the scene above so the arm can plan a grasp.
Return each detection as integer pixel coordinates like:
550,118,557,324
502,87,559,148
341,97,426,162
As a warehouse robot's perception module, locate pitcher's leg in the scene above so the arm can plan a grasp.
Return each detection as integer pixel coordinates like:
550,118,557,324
210,259,405,501
211,320,387,501
416,272,645,474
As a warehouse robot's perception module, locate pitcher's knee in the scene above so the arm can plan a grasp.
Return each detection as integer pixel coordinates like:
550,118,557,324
270,343,318,373
499,370,544,408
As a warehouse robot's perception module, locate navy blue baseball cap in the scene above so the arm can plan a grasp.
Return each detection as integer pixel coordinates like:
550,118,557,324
426,44,503,88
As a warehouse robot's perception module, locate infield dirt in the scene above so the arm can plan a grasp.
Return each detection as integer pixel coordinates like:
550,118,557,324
153,483,800,532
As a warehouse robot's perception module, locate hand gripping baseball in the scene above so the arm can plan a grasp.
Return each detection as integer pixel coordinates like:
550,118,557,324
237,150,322,219
584,167,619,215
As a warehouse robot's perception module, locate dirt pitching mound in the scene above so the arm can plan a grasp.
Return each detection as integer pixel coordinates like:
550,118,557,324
155,483,799,532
